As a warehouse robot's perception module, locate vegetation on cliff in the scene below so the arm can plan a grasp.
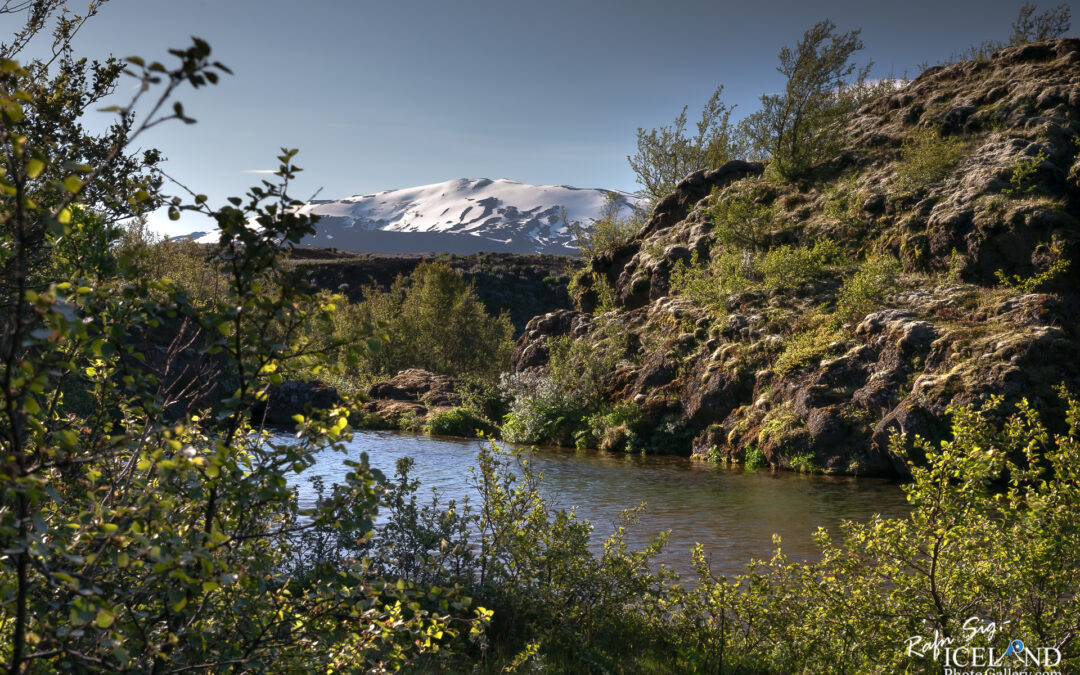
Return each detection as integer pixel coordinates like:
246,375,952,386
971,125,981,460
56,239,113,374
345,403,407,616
515,19,1080,477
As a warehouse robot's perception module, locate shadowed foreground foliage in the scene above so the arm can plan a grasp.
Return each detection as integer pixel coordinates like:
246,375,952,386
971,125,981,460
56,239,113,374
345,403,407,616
336,396,1080,672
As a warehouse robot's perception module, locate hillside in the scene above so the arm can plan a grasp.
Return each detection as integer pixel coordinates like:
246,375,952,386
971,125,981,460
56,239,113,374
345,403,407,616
511,39,1080,475
194,178,641,255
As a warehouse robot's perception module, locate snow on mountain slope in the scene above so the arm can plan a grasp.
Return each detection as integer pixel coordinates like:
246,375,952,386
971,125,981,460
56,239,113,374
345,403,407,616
194,178,641,255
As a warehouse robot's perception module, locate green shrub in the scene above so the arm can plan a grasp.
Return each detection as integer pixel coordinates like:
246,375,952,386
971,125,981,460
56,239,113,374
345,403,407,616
995,239,1071,292
672,239,842,312
118,222,228,309
499,371,584,445
708,179,776,251
822,173,864,227
1003,149,1049,195
547,318,632,409
895,127,968,191
628,85,744,203
576,401,644,450
746,20,869,180
349,261,515,382
353,442,673,670
789,453,820,473
423,407,496,438
774,325,839,375
568,268,617,313
758,239,844,291
670,249,753,315
744,444,768,469
834,254,903,324
396,409,425,433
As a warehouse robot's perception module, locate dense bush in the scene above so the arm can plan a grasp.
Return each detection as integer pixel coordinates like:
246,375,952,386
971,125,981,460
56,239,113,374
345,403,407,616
347,261,514,383
349,443,673,670
708,178,777,251
774,324,839,375
757,238,845,290
423,406,497,437
118,221,228,308
834,254,904,323
498,370,584,445
670,249,754,314
671,239,844,314
577,401,645,452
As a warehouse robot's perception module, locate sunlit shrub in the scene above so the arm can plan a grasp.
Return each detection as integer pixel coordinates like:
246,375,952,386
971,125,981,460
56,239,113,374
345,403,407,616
423,406,496,438
708,178,776,251
894,127,968,192
834,254,903,324
498,370,583,445
758,239,844,291
774,324,839,375
566,192,648,259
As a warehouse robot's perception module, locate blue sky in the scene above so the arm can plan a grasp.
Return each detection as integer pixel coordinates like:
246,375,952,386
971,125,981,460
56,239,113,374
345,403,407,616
3,0,1076,235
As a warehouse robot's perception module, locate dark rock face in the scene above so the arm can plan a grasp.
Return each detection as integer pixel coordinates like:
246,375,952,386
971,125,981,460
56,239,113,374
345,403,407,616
575,161,765,313
368,369,460,408
640,162,767,240
511,310,591,371
259,381,341,426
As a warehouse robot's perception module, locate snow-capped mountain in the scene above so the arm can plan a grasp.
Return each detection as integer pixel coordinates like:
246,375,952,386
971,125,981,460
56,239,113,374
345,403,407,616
193,178,641,255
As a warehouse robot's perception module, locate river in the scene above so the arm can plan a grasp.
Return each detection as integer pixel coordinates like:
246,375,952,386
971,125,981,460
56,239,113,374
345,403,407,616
289,429,910,577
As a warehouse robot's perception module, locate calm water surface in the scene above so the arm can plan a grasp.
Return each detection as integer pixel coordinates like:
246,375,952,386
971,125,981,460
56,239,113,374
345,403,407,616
289,429,910,577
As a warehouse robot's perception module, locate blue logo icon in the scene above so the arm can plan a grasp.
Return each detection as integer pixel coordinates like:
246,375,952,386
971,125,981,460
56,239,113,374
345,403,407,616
1003,639,1025,657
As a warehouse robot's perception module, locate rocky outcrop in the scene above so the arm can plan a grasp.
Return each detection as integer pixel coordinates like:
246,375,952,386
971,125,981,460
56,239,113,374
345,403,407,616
576,162,765,312
361,369,461,426
512,40,1080,475
511,309,592,370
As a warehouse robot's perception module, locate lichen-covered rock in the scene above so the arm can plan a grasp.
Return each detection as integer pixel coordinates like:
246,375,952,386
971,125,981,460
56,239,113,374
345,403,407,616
511,309,591,370
362,369,461,426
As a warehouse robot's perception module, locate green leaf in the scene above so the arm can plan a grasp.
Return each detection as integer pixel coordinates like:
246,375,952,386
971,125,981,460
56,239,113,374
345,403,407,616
25,159,44,179
95,609,116,629
168,589,188,612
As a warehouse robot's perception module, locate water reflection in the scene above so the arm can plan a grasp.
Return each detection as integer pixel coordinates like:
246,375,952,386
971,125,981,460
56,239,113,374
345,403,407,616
288,430,910,577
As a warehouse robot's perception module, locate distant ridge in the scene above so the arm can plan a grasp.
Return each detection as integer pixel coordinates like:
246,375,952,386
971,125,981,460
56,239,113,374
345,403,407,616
192,178,642,255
